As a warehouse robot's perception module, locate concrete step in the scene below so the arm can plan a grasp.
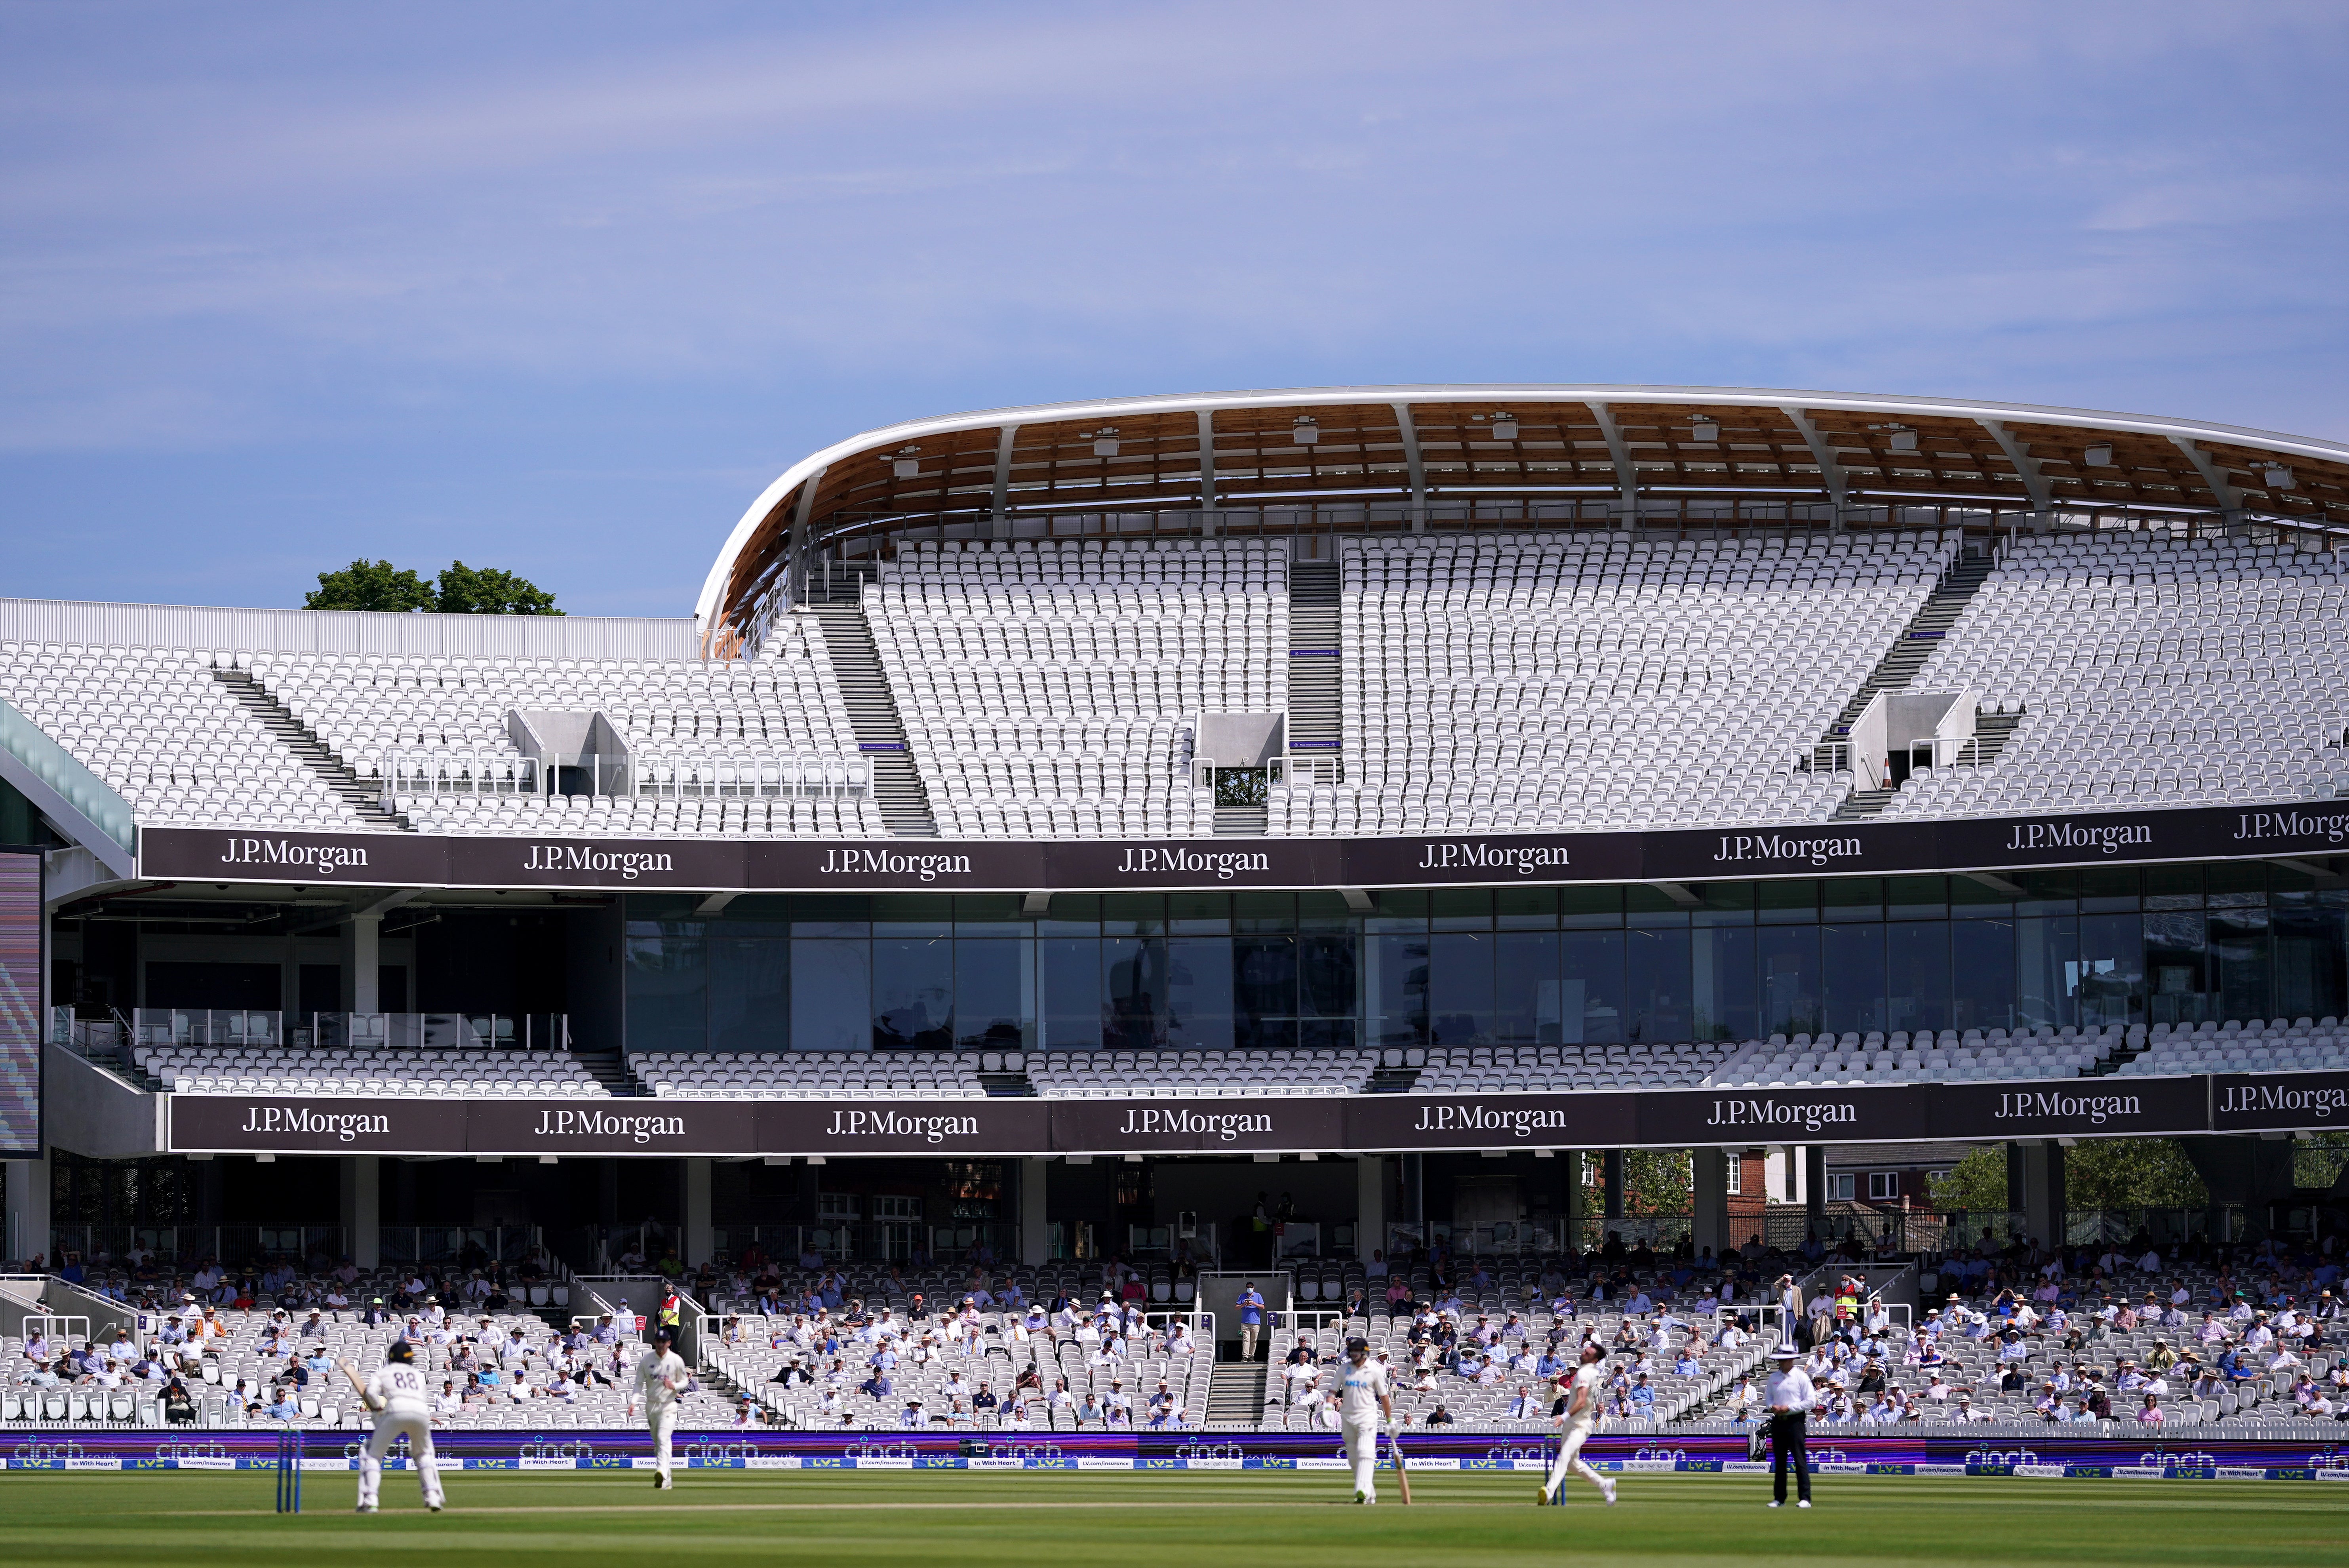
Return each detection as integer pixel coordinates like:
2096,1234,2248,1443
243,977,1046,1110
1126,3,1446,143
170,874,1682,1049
807,605,937,837
217,670,409,829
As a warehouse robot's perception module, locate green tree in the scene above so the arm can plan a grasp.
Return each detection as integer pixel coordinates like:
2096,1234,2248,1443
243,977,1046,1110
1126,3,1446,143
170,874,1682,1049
301,559,561,615
434,559,562,615
1928,1146,2010,1211
2063,1138,2208,1210
304,559,434,612
2294,1132,2349,1191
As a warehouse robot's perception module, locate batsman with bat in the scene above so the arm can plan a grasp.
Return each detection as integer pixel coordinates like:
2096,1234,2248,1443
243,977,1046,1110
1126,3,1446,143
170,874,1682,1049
1338,1336,1401,1505
341,1338,445,1513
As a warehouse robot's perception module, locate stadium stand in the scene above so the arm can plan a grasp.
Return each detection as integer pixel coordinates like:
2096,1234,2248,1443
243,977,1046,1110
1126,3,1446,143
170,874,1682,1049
630,1049,990,1100
2113,1017,2348,1075
1277,530,1957,835
870,539,1285,839
1882,530,2349,818
1024,1047,1374,1098
0,641,377,830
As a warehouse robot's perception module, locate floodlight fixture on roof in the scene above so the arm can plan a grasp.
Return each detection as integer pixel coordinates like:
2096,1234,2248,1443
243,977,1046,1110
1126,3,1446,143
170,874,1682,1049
1292,416,1319,446
2265,465,2295,490
2085,442,2115,468
1091,428,1120,458
1886,425,1919,454
892,447,922,480
1489,413,1519,441
1691,418,1720,442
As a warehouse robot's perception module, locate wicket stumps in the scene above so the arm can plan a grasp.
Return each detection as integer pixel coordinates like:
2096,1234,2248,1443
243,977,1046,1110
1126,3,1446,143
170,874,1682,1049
275,1428,305,1514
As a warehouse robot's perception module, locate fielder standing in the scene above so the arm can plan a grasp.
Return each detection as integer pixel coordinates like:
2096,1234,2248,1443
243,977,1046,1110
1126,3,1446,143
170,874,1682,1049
343,1339,444,1513
629,1324,689,1490
1337,1336,1394,1505
1536,1343,1616,1507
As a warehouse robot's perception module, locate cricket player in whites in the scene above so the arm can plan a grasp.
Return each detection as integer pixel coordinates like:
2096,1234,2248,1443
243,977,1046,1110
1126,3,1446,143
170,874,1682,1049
1338,1337,1395,1504
1537,1343,1616,1507
341,1338,444,1513
630,1324,689,1489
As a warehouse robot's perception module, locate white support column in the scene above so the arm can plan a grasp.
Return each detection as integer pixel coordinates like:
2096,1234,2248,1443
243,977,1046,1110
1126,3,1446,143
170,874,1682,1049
1390,402,1427,530
1980,419,2055,531
7,1152,50,1267
342,1155,380,1269
1356,1155,1384,1264
1778,405,1848,529
341,911,381,1013
786,469,825,612
1020,1157,1050,1266
1588,401,1640,528
684,1157,713,1267
1196,409,1219,527
1692,1147,1729,1261
990,425,1018,539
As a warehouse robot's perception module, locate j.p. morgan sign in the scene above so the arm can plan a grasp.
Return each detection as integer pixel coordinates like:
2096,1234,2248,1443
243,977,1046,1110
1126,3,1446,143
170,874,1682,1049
141,797,2349,895
165,1069,2334,1157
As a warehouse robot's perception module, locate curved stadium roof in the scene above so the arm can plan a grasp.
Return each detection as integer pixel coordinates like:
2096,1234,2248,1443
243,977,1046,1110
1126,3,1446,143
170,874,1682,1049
699,384,2349,649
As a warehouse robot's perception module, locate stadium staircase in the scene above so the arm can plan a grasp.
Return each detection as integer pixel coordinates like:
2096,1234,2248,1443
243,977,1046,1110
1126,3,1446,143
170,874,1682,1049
806,604,938,838
1285,559,1343,780
214,668,409,829
572,1044,650,1097
1814,549,2001,821
1205,1357,1267,1423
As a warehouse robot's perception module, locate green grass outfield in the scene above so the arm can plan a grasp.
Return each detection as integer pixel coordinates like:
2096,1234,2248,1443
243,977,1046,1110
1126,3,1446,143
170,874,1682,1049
0,1471,2339,1568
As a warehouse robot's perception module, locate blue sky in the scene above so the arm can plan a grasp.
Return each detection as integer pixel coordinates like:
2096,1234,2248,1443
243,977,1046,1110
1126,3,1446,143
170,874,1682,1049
3,1,2345,618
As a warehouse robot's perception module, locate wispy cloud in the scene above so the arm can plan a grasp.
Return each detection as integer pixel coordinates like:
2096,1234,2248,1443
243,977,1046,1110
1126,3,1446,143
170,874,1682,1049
0,0,2345,611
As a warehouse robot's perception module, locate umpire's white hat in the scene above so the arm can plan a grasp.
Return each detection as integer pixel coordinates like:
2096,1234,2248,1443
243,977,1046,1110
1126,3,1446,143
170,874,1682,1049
1772,1344,1801,1359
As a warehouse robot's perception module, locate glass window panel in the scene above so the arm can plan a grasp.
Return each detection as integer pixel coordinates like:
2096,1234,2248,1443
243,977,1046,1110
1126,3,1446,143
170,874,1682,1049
2271,900,2347,1021
1494,932,1561,1045
874,937,954,1049
1103,937,1170,1050
1367,932,1430,1048
1626,926,1692,1041
2145,911,2208,1027
624,926,707,1054
1820,924,1886,1035
1757,925,1820,1038
2209,908,2271,1020
1757,879,1818,924
955,939,1031,1050
1039,938,1101,1050
1234,891,1296,933
1694,882,1755,927
709,938,788,1053
1885,920,1949,1036
1822,878,1884,923
1039,895,1100,937
1430,889,1493,930
1692,925,1757,1041
2075,913,2145,1028
790,938,870,1052
1298,935,1358,1022
1886,875,1947,921
1167,893,1230,935
1560,930,1625,1043
1101,894,1165,937
1429,932,1496,1048
2014,915,2079,1030
1495,888,1559,931
1163,937,1234,1051
1951,917,2016,1033
1559,886,1624,929
1234,937,1298,1052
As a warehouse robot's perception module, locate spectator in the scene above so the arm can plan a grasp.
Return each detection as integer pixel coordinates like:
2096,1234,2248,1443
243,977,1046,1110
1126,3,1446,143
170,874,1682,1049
2136,1392,2163,1425
1424,1403,1454,1426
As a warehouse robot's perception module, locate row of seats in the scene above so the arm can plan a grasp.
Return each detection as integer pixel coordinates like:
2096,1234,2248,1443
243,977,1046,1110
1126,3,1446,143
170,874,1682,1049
1884,533,2349,818
1318,531,1958,835
0,643,375,829
874,542,1281,840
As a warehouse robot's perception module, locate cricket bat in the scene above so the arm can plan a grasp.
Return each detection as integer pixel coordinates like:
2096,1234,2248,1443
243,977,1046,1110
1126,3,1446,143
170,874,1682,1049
338,1359,373,1404
1390,1420,1412,1506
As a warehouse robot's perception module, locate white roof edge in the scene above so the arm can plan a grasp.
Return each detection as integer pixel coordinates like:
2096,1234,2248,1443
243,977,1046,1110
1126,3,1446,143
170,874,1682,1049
699,384,2349,627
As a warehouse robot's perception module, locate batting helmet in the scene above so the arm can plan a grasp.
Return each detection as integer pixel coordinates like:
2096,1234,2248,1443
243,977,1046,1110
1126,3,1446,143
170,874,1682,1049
385,1340,417,1364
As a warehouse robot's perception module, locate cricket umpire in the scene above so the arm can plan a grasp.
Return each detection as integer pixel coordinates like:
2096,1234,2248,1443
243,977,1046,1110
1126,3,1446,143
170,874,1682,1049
1763,1344,1814,1508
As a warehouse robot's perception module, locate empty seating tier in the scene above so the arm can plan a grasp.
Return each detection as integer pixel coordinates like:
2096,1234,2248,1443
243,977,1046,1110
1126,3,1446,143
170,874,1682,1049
871,540,1286,839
